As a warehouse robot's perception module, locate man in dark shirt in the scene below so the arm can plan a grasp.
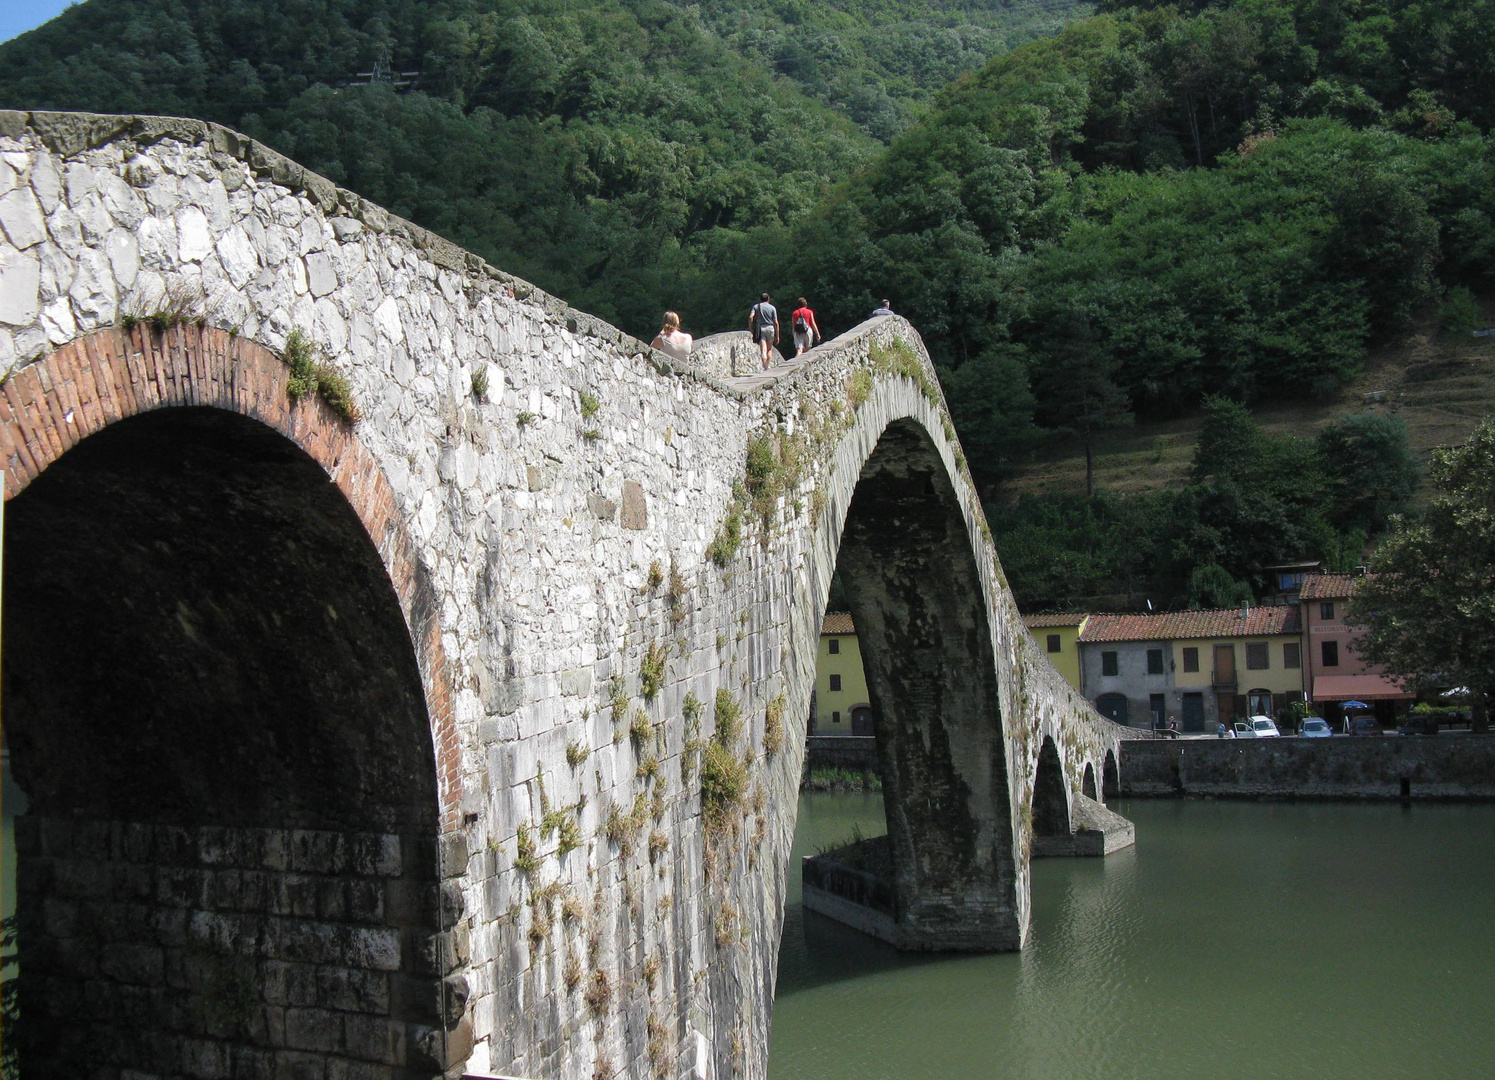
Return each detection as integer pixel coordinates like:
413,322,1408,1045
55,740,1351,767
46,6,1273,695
749,292,779,369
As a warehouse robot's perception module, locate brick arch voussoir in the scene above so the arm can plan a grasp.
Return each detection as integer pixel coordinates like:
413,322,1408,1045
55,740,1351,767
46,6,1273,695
0,324,463,828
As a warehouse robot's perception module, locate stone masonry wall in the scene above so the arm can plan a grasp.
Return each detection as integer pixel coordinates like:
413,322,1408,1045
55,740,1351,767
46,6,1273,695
13,817,441,1080
1121,736,1495,799
0,111,1133,1080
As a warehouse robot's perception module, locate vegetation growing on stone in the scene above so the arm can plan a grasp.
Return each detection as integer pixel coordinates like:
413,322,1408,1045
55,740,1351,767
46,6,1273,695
578,390,601,420
640,641,668,700
514,822,539,875
605,794,649,856
630,708,655,745
646,559,664,591
470,366,489,400
516,411,536,427
283,329,363,425
701,689,749,827
763,694,785,757
581,428,602,442
566,740,590,767
705,508,743,568
637,753,661,783
584,969,612,1017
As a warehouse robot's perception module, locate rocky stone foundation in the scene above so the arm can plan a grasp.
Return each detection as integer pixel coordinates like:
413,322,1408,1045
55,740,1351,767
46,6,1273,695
13,815,448,1080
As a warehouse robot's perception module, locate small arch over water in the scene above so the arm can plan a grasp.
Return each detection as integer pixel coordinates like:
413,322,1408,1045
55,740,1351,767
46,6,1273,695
1082,763,1098,801
1104,750,1120,802
1030,736,1071,857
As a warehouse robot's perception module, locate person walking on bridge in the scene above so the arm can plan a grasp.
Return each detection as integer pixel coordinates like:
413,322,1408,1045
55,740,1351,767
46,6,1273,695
790,297,821,356
871,298,895,317
748,292,779,369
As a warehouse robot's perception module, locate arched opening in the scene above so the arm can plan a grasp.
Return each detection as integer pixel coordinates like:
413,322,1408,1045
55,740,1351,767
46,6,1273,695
800,418,1017,952
1030,736,1072,856
4,407,447,1078
1103,750,1120,801
1082,763,1098,801
1096,693,1129,725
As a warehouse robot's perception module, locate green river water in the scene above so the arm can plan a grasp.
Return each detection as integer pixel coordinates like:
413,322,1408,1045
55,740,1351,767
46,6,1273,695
770,794,1495,1080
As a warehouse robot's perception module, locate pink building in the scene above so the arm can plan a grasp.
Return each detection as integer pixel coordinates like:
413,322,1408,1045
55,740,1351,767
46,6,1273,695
1300,573,1413,725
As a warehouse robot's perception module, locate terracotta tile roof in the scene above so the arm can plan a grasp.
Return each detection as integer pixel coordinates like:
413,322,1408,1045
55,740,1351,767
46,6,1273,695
1023,612,1088,628
1078,606,1300,643
1299,573,1359,600
821,611,855,635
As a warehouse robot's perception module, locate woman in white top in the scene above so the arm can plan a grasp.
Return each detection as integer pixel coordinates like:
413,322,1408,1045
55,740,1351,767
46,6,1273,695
651,310,693,362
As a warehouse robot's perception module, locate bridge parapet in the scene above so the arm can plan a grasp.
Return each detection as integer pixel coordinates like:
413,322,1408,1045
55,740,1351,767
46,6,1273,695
0,110,1135,1080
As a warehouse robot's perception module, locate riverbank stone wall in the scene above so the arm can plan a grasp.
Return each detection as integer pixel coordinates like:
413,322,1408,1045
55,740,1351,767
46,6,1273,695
1120,736,1495,800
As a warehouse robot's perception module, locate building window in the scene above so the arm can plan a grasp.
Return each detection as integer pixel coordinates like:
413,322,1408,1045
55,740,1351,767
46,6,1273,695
1147,648,1164,675
1047,634,1061,653
1102,651,1119,677
1150,693,1166,724
1321,640,1339,667
1320,602,1335,621
1246,643,1269,670
829,674,842,692
828,638,840,654
1283,642,1301,669
1182,647,1199,673
1248,689,1272,716
832,711,841,724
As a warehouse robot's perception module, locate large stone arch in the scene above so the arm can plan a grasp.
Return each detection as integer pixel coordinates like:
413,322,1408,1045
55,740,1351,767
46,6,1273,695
1,325,468,1078
808,414,1019,950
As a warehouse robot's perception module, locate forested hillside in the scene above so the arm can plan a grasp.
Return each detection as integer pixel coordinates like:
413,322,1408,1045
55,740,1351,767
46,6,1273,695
7,0,1495,609
0,0,1078,333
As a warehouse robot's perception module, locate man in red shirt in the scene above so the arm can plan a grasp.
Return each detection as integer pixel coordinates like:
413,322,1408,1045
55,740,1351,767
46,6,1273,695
790,297,821,356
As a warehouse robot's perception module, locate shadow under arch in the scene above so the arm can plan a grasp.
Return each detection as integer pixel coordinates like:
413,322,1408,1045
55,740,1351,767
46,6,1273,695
1,329,463,1078
828,416,1019,951
1082,762,1098,801
1103,749,1120,802
1030,736,1071,857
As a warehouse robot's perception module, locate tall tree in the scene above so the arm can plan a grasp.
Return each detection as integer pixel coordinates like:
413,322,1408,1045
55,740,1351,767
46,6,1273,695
1029,307,1132,497
1350,418,1495,732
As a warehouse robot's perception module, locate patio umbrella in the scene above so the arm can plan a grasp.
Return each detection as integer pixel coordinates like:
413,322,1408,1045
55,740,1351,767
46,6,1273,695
1340,700,1370,710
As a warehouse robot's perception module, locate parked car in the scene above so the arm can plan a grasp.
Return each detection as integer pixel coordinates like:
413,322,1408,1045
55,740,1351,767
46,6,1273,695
1248,715,1281,738
1399,713,1440,737
1299,717,1332,738
1348,716,1383,736
1232,721,1255,738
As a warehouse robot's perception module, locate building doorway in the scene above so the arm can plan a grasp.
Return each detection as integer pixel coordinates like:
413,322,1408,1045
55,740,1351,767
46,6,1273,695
1096,693,1129,725
1181,692,1206,732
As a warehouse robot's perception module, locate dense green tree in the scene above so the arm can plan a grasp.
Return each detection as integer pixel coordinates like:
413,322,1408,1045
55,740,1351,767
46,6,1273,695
1315,413,1419,529
1350,418,1495,732
940,346,1038,482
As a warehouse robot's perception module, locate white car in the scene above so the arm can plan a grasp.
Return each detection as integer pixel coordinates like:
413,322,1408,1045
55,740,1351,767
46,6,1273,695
1299,717,1332,738
1247,715,1281,738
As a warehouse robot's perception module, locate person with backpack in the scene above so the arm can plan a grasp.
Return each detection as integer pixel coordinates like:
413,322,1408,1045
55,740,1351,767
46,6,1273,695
790,297,821,356
748,292,779,369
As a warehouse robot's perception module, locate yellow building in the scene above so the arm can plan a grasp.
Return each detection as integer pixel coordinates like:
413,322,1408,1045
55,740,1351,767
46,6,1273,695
813,612,873,734
1077,607,1305,731
1023,613,1089,692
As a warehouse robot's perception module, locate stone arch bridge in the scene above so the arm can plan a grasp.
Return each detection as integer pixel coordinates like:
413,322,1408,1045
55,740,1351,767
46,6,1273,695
0,112,1133,1080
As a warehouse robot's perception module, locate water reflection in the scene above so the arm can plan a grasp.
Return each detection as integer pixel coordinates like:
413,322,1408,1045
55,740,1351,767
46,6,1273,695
772,796,1495,1080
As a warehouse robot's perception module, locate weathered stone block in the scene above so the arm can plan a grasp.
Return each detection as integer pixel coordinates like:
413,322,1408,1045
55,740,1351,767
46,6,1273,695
620,480,647,529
